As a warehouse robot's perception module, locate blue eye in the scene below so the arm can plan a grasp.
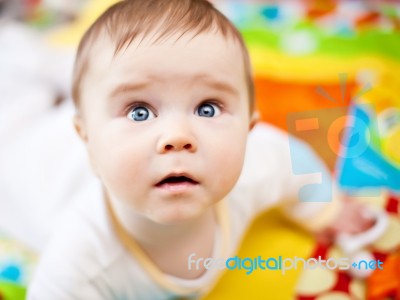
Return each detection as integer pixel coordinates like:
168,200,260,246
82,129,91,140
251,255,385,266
196,103,221,118
127,106,155,122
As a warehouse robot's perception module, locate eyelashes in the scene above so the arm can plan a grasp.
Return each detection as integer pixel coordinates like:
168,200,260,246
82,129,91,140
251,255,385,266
125,102,157,122
124,99,225,122
195,102,222,118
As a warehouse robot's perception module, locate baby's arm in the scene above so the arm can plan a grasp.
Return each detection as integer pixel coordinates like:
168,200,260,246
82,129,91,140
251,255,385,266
242,122,376,236
277,136,377,237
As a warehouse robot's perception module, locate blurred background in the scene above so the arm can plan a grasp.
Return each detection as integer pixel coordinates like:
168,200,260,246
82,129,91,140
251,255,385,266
0,0,399,299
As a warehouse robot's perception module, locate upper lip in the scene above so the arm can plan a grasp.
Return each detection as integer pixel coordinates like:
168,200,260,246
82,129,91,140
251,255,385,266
155,172,199,186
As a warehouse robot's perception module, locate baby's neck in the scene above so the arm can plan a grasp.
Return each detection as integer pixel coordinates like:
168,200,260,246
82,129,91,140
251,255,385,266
108,197,217,279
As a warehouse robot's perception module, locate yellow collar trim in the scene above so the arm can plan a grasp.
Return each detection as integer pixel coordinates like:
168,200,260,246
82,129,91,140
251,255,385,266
107,199,230,296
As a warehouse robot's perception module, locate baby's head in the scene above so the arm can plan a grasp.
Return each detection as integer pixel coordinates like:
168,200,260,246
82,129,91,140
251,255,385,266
72,0,254,111
73,0,257,224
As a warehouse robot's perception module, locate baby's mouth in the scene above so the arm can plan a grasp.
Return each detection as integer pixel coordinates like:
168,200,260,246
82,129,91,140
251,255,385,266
155,174,199,188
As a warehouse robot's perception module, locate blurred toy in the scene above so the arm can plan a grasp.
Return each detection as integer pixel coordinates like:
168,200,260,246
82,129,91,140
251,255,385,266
336,207,388,278
337,103,400,194
216,1,400,176
0,0,87,28
295,193,400,300
375,108,400,167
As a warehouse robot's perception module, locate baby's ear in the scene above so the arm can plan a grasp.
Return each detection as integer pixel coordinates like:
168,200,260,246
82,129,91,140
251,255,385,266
249,110,260,131
73,114,88,143
73,115,100,177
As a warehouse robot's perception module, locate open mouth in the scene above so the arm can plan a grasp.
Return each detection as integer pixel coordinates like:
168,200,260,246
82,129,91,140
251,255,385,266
156,175,199,187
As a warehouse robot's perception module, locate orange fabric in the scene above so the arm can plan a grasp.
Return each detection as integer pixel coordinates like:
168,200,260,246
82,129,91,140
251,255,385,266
254,77,356,171
254,77,355,132
367,251,400,300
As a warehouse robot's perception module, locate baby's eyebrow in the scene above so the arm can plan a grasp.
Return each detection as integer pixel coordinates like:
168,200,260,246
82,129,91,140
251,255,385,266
202,79,239,96
110,82,150,98
109,76,239,98
194,74,239,96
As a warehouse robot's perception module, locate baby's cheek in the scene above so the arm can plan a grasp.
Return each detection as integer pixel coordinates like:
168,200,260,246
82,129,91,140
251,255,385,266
97,148,143,197
212,143,246,192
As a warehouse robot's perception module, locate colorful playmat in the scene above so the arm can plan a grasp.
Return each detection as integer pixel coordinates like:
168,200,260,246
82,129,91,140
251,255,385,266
1,1,399,299
0,234,36,300
203,193,400,300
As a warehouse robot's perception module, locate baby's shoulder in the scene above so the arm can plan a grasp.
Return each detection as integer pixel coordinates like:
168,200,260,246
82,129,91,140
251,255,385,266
28,195,128,298
38,193,123,278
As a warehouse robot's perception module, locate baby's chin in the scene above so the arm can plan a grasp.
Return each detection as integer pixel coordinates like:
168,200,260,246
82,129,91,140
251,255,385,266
146,202,206,225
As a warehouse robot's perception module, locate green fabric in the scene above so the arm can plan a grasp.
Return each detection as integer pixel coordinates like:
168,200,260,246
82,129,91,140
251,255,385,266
0,281,26,300
242,26,400,61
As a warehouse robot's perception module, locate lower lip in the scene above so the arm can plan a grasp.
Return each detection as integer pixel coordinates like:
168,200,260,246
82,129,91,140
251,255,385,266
155,182,198,193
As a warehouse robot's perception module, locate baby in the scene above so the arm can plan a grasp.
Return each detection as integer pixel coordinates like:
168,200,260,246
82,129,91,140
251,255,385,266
28,0,374,299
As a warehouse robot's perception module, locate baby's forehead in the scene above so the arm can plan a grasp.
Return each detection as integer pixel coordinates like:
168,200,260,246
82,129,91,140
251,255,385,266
88,31,244,74
79,30,248,107
97,28,240,55
86,29,244,75
76,27,252,112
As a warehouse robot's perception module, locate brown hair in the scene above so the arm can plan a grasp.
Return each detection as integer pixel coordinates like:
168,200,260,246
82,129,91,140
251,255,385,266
72,0,254,112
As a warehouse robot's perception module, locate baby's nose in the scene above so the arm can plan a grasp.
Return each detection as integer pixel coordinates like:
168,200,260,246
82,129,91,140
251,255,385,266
156,123,197,154
164,142,194,152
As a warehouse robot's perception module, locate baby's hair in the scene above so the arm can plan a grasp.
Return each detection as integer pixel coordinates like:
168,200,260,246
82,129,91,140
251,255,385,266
72,0,254,113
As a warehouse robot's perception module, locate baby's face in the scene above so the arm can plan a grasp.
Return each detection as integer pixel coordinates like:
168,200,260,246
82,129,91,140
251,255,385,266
76,31,252,224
